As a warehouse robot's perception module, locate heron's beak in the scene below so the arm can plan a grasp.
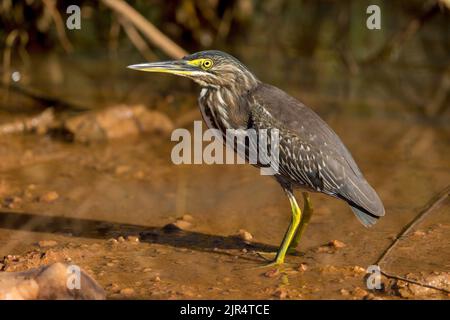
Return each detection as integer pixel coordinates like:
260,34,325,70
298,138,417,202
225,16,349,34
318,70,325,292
127,60,198,76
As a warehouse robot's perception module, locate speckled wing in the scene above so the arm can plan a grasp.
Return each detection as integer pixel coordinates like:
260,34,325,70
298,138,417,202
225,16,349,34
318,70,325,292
249,83,385,226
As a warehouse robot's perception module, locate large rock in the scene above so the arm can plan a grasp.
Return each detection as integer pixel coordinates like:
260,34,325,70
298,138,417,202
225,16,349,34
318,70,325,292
0,263,105,300
64,105,174,143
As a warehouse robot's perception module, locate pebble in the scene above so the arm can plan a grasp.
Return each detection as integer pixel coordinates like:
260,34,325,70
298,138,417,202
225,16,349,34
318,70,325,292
298,263,308,272
143,268,152,272
329,239,346,248
352,266,366,274
273,287,288,299
117,236,125,242
126,235,140,243
352,287,369,298
413,230,426,237
163,219,192,231
37,240,57,248
107,238,118,244
179,214,193,222
119,288,135,297
39,191,59,203
263,269,280,278
174,219,192,230
107,283,120,293
340,289,350,296
237,229,253,242
153,276,161,282
3,196,22,209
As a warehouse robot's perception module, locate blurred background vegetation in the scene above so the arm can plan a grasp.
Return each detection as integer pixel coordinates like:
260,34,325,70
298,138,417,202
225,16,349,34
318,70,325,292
0,0,449,121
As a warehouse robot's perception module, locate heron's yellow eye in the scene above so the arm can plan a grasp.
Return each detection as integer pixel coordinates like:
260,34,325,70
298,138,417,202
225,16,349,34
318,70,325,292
201,59,213,70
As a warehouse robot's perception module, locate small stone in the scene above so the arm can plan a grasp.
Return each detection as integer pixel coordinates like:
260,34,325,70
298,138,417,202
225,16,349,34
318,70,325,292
37,240,57,248
143,268,152,273
273,287,288,299
3,196,22,209
352,266,366,274
174,219,192,230
106,262,114,267
298,263,308,272
126,235,140,243
263,269,279,278
364,293,377,300
39,191,59,203
117,236,125,242
352,287,369,298
153,276,161,282
163,219,193,232
329,240,346,248
119,288,135,296
107,238,118,244
180,214,194,222
107,283,120,293
413,230,426,237
237,229,253,242
340,289,350,296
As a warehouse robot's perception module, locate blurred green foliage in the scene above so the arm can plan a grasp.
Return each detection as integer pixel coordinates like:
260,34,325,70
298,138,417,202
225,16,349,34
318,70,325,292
0,0,449,118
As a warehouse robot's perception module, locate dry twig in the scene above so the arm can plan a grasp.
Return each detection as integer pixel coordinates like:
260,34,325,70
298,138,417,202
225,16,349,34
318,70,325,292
101,0,187,59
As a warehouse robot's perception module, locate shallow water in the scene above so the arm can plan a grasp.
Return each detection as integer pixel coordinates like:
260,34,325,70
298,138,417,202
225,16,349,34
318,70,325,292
0,108,448,299
0,48,449,298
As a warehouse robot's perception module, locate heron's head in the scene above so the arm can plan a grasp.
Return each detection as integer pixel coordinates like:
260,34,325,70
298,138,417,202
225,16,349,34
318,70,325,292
128,50,258,90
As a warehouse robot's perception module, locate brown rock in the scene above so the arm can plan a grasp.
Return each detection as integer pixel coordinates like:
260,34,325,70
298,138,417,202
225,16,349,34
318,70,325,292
107,283,120,293
37,240,58,248
0,263,105,300
179,214,194,222
298,263,308,272
352,287,369,298
174,219,192,230
120,288,135,297
340,289,350,296
237,229,253,242
413,230,426,237
2,196,22,209
273,287,288,299
329,240,346,248
126,235,140,243
263,269,280,278
39,191,59,203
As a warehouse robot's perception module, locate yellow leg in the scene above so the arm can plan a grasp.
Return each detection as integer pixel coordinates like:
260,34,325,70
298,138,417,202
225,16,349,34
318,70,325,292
270,190,302,265
288,192,313,250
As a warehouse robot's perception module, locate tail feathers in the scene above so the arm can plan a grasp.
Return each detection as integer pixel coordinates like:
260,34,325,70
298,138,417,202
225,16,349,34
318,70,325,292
350,204,380,227
337,176,385,227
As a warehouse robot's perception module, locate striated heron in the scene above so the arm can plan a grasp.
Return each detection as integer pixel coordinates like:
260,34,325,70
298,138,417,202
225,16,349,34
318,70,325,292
128,50,385,266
